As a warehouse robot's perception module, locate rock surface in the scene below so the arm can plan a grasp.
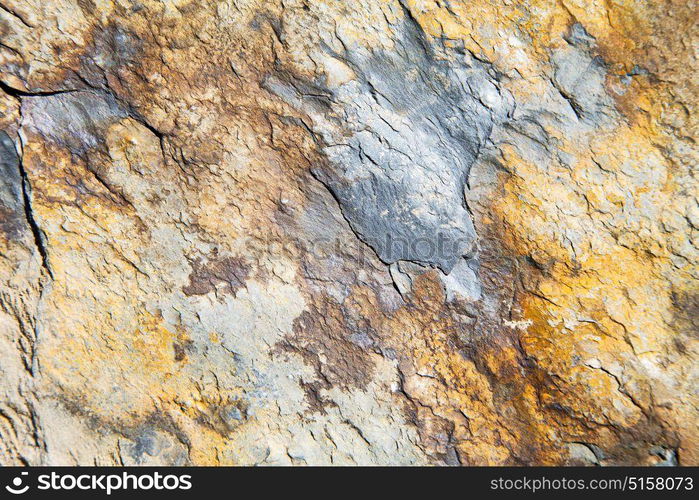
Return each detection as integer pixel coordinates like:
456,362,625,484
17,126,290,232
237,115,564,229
0,0,696,465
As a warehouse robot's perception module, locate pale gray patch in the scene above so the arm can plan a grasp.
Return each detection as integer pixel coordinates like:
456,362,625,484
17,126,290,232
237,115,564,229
564,23,596,48
440,258,481,302
21,91,126,153
120,427,188,466
551,46,613,123
388,262,412,297
567,442,600,465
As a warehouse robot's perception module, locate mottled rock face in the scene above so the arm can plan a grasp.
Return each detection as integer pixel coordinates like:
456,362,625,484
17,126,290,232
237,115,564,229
267,20,510,271
0,0,696,466
0,131,25,240
21,91,127,153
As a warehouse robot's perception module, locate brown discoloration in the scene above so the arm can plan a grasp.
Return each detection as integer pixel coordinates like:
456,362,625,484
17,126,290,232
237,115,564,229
298,380,337,417
285,177,681,464
0,204,25,241
280,299,376,393
173,339,193,362
671,290,699,340
183,253,250,297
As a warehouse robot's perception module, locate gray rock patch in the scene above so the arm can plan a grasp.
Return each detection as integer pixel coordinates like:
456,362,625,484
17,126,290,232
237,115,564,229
440,258,482,302
267,21,512,272
0,131,26,239
21,91,126,153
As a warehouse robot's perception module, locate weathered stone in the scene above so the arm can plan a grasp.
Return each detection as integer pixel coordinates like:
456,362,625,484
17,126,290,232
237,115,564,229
0,0,696,466
0,131,25,240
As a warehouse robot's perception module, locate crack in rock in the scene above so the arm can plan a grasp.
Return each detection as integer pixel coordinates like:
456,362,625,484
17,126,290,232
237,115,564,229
266,20,513,272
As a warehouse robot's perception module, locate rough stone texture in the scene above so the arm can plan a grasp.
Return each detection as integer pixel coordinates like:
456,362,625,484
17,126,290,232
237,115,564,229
0,0,696,465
